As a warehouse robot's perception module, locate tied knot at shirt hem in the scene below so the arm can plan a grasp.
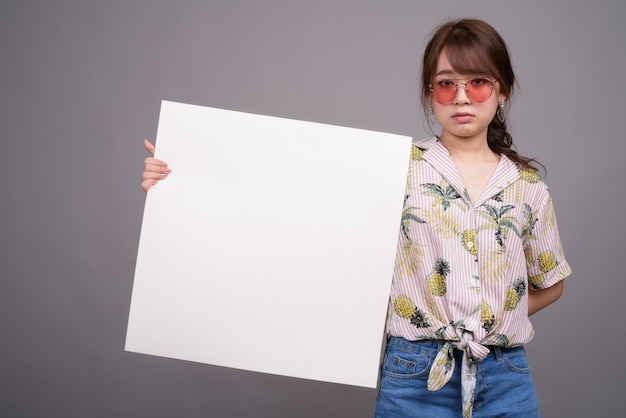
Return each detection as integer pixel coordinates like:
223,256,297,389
427,326,491,418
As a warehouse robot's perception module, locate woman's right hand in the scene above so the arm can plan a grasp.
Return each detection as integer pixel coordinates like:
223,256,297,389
141,139,171,192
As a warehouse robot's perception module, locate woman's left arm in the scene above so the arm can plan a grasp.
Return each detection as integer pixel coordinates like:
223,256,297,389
528,280,564,316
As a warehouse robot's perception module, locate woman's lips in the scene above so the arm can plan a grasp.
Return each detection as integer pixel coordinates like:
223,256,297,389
452,112,474,123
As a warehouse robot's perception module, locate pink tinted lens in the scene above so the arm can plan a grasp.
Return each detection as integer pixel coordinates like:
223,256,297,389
433,79,493,103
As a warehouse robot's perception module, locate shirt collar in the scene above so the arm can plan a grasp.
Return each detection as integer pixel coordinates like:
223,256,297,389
419,137,520,207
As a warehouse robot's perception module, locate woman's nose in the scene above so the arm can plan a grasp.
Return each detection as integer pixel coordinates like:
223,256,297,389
452,82,471,104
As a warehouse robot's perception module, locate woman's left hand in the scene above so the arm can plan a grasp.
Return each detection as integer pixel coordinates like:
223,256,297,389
141,139,171,192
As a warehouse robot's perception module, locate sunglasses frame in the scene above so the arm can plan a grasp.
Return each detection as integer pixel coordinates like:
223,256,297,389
429,77,498,104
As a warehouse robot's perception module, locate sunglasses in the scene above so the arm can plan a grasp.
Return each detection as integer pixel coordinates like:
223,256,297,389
429,77,497,104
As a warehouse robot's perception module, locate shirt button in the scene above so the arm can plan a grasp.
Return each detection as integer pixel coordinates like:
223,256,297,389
466,242,473,248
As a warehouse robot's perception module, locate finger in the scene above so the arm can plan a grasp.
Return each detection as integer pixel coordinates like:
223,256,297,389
143,139,156,155
143,162,171,176
144,156,169,168
143,157,167,167
142,170,170,181
141,178,159,192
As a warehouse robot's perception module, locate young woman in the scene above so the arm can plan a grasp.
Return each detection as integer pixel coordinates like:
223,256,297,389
373,19,570,417
140,18,570,418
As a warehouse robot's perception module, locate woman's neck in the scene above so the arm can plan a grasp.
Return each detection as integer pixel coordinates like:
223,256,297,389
438,133,501,204
438,133,497,161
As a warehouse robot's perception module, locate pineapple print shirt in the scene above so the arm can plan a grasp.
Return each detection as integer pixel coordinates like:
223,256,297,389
387,137,571,417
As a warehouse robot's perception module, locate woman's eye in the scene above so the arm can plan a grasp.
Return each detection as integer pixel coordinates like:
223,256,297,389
438,80,454,87
470,78,487,86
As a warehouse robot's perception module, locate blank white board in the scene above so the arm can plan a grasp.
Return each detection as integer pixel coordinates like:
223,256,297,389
126,100,412,387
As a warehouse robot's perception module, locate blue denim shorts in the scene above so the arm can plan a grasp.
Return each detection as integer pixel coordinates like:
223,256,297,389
374,337,540,418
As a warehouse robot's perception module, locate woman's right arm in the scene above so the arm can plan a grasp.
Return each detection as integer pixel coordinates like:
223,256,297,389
141,139,171,192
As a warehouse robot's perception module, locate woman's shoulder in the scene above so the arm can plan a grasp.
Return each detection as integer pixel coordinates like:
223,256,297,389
503,158,554,206
409,136,439,161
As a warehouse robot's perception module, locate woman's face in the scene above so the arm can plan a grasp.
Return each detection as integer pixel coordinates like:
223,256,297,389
430,51,505,143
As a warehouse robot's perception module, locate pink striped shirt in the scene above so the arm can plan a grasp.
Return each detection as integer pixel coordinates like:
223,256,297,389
385,136,571,416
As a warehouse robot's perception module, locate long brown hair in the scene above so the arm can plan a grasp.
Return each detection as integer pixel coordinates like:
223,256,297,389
421,18,540,171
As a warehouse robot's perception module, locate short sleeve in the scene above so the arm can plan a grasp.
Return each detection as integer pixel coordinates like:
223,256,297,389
523,192,572,289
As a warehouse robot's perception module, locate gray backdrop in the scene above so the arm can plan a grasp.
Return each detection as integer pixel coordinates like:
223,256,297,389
2,1,624,417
